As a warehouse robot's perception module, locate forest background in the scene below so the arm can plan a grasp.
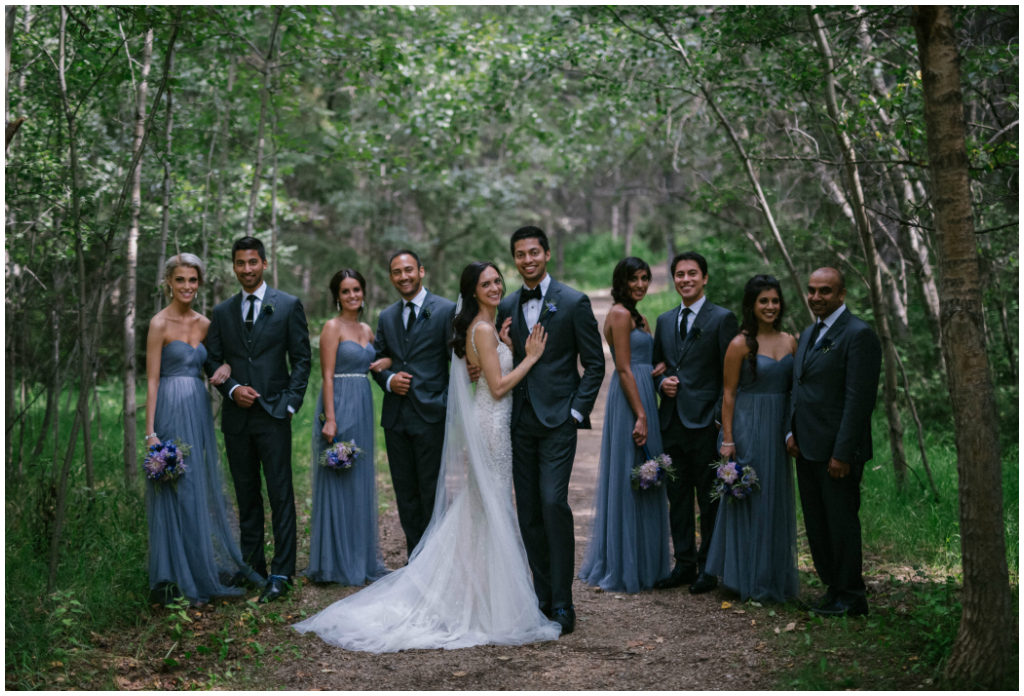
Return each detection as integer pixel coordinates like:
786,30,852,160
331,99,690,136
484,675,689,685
3,4,1018,690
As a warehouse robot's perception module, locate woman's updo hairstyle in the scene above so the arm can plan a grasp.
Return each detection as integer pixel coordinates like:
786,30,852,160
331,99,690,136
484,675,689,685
610,256,652,330
450,261,504,359
329,269,367,318
163,253,206,298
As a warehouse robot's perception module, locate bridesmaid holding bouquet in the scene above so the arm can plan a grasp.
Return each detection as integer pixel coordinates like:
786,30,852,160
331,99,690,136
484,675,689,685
303,269,389,585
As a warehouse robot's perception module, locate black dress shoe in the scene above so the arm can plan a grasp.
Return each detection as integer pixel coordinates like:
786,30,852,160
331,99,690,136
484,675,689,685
654,565,699,590
810,595,868,618
149,582,183,606
810,587,839,610
551,606,576,635
538,604,553,619
688,572,719,594
226,571,265,589
258,576,292,604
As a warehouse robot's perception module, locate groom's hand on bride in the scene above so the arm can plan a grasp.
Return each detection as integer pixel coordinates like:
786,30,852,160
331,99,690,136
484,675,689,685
498,317,513,349
391,372,413,396
232,386,260,408
467,364,481,382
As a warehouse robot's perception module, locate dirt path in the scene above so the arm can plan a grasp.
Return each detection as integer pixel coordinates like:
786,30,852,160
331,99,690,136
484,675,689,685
229,277,782,691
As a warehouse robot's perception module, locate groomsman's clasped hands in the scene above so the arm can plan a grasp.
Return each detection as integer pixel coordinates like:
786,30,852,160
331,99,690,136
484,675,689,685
142,229,882,635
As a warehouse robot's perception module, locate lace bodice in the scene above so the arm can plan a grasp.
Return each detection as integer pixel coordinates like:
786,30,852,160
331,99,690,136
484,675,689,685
470,322,514,492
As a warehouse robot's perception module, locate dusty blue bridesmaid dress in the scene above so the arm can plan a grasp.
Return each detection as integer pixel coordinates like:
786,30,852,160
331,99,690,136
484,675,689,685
579,327,671,593
706,353,800,603
303,340,388,585
146,340,263,604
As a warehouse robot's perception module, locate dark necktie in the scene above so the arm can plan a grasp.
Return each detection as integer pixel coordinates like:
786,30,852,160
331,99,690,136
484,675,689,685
804,321,823,363
245,295,256,333
520,286,543,304
679,307,692,339
405,301,416,333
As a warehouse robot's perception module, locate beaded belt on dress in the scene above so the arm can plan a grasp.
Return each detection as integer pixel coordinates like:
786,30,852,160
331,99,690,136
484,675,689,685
333,373,366,378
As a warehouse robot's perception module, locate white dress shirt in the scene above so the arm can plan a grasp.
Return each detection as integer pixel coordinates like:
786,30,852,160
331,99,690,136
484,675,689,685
240,281,268,325
521,274,581,423
677,294,707,334
385,286,428,393
786,303,848,444
229,282,294,413
521,273,552,331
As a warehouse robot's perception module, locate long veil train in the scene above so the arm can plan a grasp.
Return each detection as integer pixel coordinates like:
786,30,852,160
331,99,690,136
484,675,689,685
292,351,560,652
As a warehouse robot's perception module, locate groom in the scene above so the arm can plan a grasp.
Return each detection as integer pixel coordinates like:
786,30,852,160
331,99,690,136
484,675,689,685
372,250,458,558
205,236,312,603
497,226,605,635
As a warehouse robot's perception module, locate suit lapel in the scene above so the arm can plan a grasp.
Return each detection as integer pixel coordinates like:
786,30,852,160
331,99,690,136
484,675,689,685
678,301,712,363
512,290,529,356
538,280,562,326
405,292,433,355
230,292,245,350
794,325,813,379
248,287,276,351
803,310,852,372
388,300,406,362
671,306,684,364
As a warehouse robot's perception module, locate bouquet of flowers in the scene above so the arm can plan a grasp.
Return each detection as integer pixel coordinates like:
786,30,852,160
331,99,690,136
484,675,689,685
143,439,191,489
319,439,363,471
631,446,675,491
710,460,760,503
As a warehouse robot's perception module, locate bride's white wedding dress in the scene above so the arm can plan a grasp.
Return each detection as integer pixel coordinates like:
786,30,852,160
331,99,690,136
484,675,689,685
293,322,560,652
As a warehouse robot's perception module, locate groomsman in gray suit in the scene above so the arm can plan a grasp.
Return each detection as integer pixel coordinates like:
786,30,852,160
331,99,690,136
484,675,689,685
497,226,605,636
372,251,458,557
205,236,312,603
787,267,881,617
652,251,738,594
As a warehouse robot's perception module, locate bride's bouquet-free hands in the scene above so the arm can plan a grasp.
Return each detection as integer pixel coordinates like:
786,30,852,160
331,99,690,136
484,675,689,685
320,439,363,471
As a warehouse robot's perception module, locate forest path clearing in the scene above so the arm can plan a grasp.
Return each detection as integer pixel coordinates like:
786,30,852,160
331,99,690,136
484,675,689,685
263,280,788,691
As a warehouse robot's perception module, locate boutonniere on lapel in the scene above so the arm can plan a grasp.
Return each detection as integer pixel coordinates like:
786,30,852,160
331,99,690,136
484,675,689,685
691,326,702,340
262,303,275,317
422,306,432,320
545,302,557,314
820,337,835,354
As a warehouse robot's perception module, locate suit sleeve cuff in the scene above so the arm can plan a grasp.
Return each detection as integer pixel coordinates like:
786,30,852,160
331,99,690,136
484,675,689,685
571,408,583,423
287,405,296,414
385,374,394,393
228,384,239,401
786,431,793,443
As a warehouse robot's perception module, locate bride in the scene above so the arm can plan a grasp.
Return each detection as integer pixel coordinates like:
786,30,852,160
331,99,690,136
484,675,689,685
293,261,562,652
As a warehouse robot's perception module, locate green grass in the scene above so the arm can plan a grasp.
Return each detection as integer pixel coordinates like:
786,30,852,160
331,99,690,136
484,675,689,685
559,233,656,292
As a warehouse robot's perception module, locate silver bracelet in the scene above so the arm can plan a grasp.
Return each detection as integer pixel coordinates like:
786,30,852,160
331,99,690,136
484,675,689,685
721,441,735,446
145,432,158,439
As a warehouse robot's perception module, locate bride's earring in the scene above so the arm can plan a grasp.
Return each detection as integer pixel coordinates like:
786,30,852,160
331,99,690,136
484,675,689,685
336,301,341,312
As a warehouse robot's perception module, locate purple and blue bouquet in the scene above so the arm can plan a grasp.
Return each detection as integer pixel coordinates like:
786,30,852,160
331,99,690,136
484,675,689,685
319,439,363,471
710,460,760,503
631,447,675,491
143,440,191,489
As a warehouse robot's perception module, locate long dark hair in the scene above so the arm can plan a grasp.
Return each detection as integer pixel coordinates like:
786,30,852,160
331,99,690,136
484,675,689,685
740,274,785,380
611,256,652,330
330,268,366,319
450,261,505,359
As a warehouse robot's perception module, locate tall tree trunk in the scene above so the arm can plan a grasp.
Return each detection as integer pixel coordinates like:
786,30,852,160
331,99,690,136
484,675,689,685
123,27,153,486
623,196,634,257
155,42,176,312
809,6,908,490
645,11,812,320
995,285,1016,381
912,6,1012,688
211,61,235,307
244,7,284,236
270,107,279,287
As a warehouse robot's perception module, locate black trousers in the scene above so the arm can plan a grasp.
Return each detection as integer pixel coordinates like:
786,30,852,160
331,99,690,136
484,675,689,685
795,456,865,599
384,409,445,556
511,401,578,611
223,406,296,578
661,412,720,572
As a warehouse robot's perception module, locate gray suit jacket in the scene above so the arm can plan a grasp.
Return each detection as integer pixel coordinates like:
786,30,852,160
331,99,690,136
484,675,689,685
652,300,738,431
205,287,312,435
497,278,605,430
791,309,881,464
371,291,457,429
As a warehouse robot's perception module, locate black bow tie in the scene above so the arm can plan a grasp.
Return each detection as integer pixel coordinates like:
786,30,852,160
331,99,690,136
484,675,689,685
520,286,543,304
